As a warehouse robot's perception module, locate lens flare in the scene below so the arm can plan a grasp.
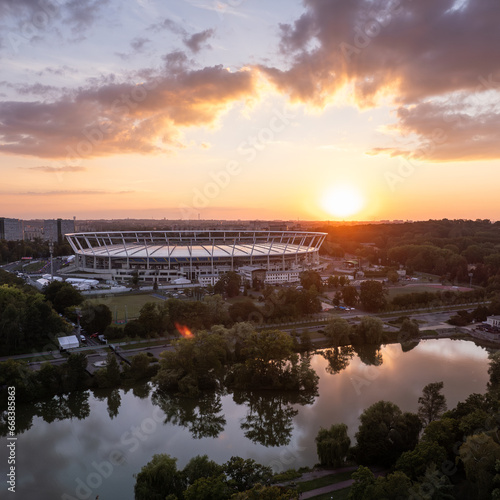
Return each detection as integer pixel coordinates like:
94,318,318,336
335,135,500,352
175,322,194,338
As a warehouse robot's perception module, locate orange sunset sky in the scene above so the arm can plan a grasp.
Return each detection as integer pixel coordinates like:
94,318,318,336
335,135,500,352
0,0,499,221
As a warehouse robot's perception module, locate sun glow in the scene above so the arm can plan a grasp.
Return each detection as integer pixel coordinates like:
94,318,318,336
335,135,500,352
322,185,364,219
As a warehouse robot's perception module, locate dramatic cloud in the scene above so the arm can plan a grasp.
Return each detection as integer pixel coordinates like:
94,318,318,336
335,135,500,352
368,99,500,162
260,0,500,160
183,29,214,53
0,53,256,159
262,0,500,105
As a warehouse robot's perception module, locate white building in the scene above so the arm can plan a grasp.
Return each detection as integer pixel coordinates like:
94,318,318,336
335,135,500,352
264,269,301,284
486,316,500,328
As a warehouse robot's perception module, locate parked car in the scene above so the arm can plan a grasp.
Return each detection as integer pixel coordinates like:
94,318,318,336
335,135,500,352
90,333,99,338
80,335,86,342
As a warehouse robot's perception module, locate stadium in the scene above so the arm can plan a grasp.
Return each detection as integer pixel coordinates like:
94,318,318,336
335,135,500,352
65,230,327,285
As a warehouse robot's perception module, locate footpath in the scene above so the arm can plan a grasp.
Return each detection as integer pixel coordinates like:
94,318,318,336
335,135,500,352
278,466,385,499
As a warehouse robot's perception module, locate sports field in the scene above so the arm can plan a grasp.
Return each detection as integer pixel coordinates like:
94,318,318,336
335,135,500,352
387,283,473,299
87,293,164,322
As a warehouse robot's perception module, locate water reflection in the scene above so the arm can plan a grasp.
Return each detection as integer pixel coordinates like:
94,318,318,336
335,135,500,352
353,343,384,366
0,390,91,436
152,390,227,439
321,345,355,374
93,388,122,419
233,389,317,447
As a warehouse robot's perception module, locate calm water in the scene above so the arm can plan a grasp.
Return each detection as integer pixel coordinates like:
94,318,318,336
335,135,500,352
5,339,494,500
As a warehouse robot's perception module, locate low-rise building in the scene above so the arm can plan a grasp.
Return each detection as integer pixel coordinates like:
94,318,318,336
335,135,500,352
486,316,500,328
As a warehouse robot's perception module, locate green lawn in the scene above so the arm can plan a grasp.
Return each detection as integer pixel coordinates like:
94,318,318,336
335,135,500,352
387,284,445,299
87,293,164,322
296,471,355,493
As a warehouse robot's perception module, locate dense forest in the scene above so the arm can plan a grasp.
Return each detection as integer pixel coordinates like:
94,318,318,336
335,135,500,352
319,219,500,291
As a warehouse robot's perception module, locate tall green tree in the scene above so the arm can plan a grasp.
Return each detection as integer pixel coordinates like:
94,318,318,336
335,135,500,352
315,423,351,467
418,381,448,426
324,316,351,346
134,454,186,500
342,285,358,307
487,351,500,398
359,280,387,312
354,400,421,466
214,271,241,298
43,281,83,314
80,302,112,334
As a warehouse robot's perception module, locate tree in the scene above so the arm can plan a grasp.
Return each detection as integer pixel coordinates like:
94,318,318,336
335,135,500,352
459,433,500,500
43,281,83,314
487,351,500,398
95,352,121,388
324,316,351,346
359,280,387,312
418,381,447,426
229,299,259,323
315,423,351,467
300,270,323,291
223,456,272,493
387,270,399,284
342,285,358,307
214,271,241,298
399,317,419,340
352,316,384,345
183,454,223,486
134,454,186,500
183,474,230,500
354,400,420,466
80,302,112,334
395,440,448,481
138,302,169,336
348,466,375,500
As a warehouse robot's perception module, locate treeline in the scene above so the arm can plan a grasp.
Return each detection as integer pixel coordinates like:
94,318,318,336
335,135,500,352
319,219,500,292
0,351,159,407
0,238,72,263
317,352,500,500
154,323,318,397
133,353,500,500
134,454,297,500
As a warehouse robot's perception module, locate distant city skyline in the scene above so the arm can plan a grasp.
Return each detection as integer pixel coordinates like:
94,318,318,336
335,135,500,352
1,1,499,221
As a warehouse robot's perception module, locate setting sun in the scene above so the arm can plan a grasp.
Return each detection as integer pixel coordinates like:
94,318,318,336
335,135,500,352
322,185,364,219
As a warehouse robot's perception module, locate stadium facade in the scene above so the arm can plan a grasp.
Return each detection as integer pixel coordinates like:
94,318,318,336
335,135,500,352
65,230,326,285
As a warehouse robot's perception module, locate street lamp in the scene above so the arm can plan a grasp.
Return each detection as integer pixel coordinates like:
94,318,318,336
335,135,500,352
49,240,54,281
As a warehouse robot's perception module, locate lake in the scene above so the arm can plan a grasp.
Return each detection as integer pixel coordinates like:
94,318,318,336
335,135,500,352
6,338,494,499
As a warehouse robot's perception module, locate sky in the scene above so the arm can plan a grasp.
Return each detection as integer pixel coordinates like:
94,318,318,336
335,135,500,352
0,0,499,221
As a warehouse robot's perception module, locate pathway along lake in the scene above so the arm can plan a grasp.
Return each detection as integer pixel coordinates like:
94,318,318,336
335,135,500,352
7,338,494,499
